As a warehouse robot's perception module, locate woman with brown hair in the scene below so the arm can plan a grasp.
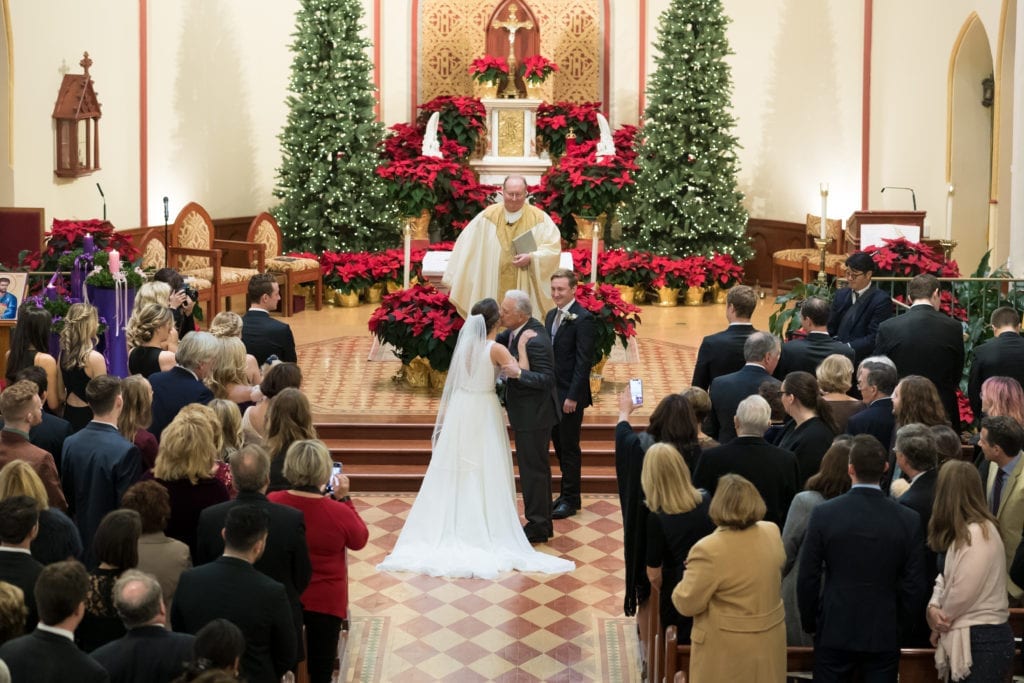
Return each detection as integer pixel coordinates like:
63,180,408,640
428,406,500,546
4,303,63,412
126,303,177,378
76,509,142,652
927,460,1014,681
120,480,191,610
0,460,81,564
778,371,839,486
680,386,718,450
780,436,854,645
117,375,158,471
58,303,106,431
673,474,786,681
241,362,303,447
265,388,317,492
817,354,865,432
894,375,950,431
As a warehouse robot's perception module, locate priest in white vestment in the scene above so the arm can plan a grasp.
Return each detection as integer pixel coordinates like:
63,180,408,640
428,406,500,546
443,175,562,319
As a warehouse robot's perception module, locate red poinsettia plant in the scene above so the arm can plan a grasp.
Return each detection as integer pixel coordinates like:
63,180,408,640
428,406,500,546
368,283,465,371
535,101,602,157
375,155,466,216
651,255,708,290
319,252,374,294
417,96,487,162
520,55,558,85
533,150,637,220
706,253,745,288
868,237,959,278
468,55,509,83
574,282,642,366
23,219,139,272
598,248,655,287
570,247,593,280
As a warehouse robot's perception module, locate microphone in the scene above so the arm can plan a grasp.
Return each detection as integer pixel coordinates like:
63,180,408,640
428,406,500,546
880,186,917,211
163,196,169,224
96,183,106,221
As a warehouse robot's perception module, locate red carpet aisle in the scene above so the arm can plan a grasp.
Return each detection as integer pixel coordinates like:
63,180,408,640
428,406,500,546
346,493,640,682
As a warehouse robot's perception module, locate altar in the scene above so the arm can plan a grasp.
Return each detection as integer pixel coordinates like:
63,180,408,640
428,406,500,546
470,97,551,185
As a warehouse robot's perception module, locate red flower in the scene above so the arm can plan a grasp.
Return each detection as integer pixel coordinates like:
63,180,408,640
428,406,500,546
520,55,559,84
468,55,509,82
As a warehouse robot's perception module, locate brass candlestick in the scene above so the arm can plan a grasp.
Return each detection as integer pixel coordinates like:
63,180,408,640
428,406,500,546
813,237,832,284
939,239,958,263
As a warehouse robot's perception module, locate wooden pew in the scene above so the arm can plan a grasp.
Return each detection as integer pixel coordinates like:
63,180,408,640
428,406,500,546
663,626,814,683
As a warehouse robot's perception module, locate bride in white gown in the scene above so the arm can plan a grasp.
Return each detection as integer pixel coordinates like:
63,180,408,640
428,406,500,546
377,298,575,579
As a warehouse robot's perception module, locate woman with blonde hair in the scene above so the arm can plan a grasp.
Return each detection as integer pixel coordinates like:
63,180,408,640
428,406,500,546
266,388,317,491
208,399,243,463
206,336,257,404
58,303,106,431
242,362,303,446
209,311,260,385
927,460,1014,681
641,443,714,638
816,354,864,432
126,303,176,378
117,375,158,471
4,304,63,412
153,405,230,555
673,474,786,682
132,280,180,349
0,460,81,564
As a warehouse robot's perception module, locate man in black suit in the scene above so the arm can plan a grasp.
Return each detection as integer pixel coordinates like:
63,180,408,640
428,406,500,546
148,331,217,440
846,358,897,444
172,505,296,683
0,496,43,630
545,269,595,520
497,290,561,543
827,251,893,364
691,284,757,389
874,273,965,429
241,273,297,366
195,444,311,665
707,331,781,443
90,570,195,683
798,434,927,680
0,560,108,682
968,306,1024,421
9,366,72,471
775,296,855,378
693,395,799,527
60,376,142,565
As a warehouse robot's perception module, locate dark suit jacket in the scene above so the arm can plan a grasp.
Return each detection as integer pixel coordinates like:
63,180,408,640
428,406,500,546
968,331,1024,420
845,397,895,445
707,364,777,443
898,468,939,645
241,310,297,366
690,323,755,389
60,422,142,563
195,491,312,654
0,628,109,682
798,487,927,651
827,285,893,363
90,625,195,683
171,556,297,683
497,319,560,432
30,412,72,472
148,367,215,441
874,304,965,428
0,551,43,630
545,301,595,406
774,331,856,379
692,436,799,527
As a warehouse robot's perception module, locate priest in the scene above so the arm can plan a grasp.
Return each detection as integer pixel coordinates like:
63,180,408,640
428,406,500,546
443,175,562,319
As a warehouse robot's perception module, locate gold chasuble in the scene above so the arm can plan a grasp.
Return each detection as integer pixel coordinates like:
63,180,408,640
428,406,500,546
443,202,562,319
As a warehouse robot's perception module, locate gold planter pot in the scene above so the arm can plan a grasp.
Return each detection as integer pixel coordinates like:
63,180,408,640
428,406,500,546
335,290,361,307
655,286,680,307
613,284,635,304
402,357,432,388
386,281,403,294
404,209,431,241
365,283,384,304
589,355,610,395
428,368,448,391
526,84,544,100
573,213,607,242
684,286,707,306
711,283,728,304
324,286,339,306
475,80,499,99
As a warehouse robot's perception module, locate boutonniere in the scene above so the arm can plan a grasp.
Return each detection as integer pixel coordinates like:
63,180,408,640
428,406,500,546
562,312,578,323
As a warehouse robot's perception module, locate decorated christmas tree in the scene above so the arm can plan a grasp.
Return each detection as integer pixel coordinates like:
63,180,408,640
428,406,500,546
274,0,398,253
618,0,751,260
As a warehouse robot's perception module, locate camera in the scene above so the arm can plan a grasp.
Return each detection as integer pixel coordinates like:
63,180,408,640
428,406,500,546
182,286,199,302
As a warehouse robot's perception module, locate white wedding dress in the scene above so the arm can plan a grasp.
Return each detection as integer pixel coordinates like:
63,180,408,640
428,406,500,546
377,315,575,579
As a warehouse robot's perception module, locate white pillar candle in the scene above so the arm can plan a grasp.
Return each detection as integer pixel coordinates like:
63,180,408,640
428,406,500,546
590,223,600,284
403,225,411,289
819,183,829,240
946,184,954,239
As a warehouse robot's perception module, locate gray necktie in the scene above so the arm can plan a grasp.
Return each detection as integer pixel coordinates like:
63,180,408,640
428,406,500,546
551,309,564,337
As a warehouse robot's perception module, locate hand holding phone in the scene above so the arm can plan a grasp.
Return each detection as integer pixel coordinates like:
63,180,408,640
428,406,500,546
629,378,644,406
325,462,343,494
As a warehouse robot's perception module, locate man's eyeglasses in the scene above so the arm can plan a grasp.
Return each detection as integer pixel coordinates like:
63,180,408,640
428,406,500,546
845,269,866,280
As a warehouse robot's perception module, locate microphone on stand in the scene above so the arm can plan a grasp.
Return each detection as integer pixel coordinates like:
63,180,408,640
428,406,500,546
880,186,917,211
163,197,170,268
96,183,106,221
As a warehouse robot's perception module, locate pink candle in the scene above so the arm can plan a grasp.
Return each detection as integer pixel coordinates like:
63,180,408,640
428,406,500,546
108,249,120,275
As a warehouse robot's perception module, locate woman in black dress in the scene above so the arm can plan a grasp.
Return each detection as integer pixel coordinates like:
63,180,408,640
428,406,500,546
4,304,63,413
126,303,176,378
76,509,141,652
778,371,838,486
58,303,106,431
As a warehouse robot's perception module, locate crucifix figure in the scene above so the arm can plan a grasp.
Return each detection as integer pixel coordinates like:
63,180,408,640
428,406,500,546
491,4,534,97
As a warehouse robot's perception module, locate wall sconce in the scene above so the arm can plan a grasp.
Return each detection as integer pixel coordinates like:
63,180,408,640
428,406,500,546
982,75,995,108
52,52,102,178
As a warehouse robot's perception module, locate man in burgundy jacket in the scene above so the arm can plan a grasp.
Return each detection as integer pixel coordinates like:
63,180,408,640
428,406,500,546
0,380,67,512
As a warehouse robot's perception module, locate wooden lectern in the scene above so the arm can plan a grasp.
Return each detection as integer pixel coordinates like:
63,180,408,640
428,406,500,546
846,210,926,251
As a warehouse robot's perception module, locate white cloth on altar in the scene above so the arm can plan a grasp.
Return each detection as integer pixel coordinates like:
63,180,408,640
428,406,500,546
442,202,561,319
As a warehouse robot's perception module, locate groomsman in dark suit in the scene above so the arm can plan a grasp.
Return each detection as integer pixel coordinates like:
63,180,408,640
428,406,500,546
691,285,757,389
775,296,855,378
827,252,893,364
846,359,897,444
874,274,965,429
0,496,43,630
241,273,297,365
968,306,1024,420
498,290,560,543
707,332,781,444
545,269,595,520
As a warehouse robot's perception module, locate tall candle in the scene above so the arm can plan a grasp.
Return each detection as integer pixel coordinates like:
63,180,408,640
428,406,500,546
590,224,599,285
819,183,829,240
108,249,120,275
946,184,954,239
82,233,95,256
45,285,58,301
403,225,411,289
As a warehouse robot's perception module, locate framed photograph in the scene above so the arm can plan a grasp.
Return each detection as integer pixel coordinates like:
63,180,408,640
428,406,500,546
0,272,27,321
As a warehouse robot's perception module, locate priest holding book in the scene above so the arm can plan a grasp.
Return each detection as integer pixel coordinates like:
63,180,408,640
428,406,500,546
444,175,562,319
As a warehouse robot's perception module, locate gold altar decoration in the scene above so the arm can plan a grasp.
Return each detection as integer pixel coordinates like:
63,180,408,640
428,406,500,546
475,79,499,99
497,110,526,156
418,0,600,105
365,283,385,304
492,3,533,98
572,213,605,241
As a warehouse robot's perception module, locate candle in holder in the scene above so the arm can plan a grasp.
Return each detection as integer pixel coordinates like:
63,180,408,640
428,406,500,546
819,183,829,240
45,285,58,301
403,224,411,289
82,233,95,256
945,184,954,239
590,223,600,284
108,249,121,275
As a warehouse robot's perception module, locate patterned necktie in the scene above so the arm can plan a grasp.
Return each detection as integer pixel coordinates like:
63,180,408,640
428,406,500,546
992,467,1007,515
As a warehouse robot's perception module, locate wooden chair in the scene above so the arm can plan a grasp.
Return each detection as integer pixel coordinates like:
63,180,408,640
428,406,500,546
169,202,265,316
247,212,322,317
771,214,847,293
137,228,216,321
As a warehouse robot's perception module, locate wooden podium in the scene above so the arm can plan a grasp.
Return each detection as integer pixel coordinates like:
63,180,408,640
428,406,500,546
846,210,926,251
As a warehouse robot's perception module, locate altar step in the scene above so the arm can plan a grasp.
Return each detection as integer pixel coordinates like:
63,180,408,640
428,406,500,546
316,417,642,495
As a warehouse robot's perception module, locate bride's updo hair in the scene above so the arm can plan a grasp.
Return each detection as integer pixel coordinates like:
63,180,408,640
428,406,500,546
471,298,500,332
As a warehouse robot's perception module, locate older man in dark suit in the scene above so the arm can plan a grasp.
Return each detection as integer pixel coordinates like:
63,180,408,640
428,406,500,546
968,306,1024,421
707,331,781,444
497,290,561,544
691,284,757,389
90,570,195,683
148,331,217,441
0,560,108,683
846,359,897,444
545,269,595,520
775,296,855,378
172,505,296,683
798,434,927,679
827,252,893,364
241,273,297,365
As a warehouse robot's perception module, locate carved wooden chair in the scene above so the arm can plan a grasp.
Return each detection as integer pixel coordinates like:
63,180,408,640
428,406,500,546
169,202,265,316
137,228,216,321
771,214,847,293
247,212,322,316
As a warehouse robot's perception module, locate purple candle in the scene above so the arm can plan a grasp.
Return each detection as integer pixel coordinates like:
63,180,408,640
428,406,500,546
45,285,58,301
82,233,95,255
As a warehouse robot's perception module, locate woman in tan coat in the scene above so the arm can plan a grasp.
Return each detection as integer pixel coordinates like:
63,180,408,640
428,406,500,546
672,474,786,682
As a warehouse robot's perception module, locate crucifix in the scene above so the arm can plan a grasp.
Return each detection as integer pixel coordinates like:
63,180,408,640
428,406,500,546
491,4,533,97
